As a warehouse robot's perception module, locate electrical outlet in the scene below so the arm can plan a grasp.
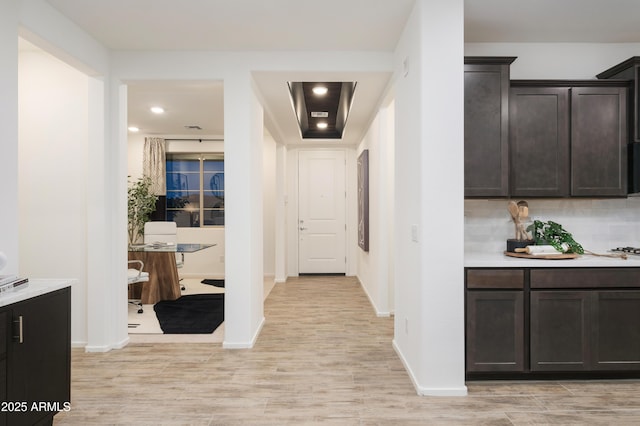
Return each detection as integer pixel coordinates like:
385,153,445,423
219,255,225,263
411,224,419,242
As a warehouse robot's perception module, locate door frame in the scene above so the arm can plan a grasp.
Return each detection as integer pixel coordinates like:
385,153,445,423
297,149,347,274
286,147,356,277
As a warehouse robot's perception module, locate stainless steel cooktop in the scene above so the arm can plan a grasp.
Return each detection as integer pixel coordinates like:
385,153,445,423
611,247,640,255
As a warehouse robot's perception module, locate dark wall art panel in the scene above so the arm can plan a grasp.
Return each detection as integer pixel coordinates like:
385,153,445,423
358,149,369,251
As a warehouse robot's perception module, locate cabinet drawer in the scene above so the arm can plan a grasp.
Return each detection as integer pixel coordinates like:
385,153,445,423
531,268,640,289
467,269,524,289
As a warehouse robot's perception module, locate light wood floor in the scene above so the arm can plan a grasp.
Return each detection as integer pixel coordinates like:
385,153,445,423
55,276,640,425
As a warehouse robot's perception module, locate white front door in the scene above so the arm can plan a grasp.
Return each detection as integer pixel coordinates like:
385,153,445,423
298,150,346,274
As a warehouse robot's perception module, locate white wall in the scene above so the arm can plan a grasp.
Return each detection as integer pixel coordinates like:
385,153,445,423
392,0,466,396
263,131,277,278
465,42,640,80
274,144,288,283
222,73,265,348
14,0,115,351
127,132,145,179
18,46,89,345
0,1,19,276
356,102,395,317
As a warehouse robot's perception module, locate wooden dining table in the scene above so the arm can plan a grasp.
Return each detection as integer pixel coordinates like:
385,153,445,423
128,243,215,304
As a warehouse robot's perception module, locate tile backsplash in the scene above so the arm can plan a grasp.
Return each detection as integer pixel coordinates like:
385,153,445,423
465,196,640,253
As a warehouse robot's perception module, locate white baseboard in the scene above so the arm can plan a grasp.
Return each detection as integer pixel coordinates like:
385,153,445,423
392,339,468,397
222,316,265,349
84,335,130,353
356,276,391,317
179,273,224,279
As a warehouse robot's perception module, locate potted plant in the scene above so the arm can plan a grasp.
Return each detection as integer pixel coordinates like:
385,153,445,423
527,220,584,254
127,176,158,245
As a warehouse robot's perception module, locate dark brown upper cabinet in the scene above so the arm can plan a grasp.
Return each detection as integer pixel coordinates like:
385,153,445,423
597,57,640,142
510,80,628,197
510,86,570,197
464,57,516,197
571,85,628,196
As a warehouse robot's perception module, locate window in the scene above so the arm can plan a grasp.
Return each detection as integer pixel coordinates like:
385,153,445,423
166,153,224,227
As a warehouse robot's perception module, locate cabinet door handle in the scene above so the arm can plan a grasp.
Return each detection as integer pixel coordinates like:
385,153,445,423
13,315,23,344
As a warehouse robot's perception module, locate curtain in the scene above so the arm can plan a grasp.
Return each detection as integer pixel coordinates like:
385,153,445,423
143,137,166,196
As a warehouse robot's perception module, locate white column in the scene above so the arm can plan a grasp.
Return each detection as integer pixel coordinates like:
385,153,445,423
392,0,466,395
375,105,393,315
0,0,19,276
274,144,288,283
416,0,466,395
223,72,265,348
86,79,128,352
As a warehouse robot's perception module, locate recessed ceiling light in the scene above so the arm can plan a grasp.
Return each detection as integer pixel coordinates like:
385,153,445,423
128,126,140,132
317,122,328,129
312,86,328,96
150,106,165,114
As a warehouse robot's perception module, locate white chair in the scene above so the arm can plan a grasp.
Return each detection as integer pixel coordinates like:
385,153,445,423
144,221,185,290
127,260,149,314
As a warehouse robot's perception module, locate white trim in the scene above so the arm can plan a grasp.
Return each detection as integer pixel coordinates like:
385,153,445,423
85,335,130,353
297,149,348,274
392,339,468,397
357,276,391,317
222,316,265,349
417,386,468,397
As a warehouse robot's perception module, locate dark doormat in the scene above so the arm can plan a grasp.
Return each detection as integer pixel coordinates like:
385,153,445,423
153,293,224,334
201,278,225,287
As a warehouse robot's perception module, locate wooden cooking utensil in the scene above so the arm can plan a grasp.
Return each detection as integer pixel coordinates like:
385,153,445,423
508,201,521,239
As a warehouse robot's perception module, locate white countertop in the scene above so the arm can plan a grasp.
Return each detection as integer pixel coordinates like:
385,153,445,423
465,251,640,268
0,278,73,308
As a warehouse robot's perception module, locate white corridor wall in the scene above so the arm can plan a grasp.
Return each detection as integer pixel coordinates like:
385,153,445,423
18,45,89,345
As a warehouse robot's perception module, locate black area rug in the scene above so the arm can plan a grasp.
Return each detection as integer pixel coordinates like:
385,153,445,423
153,294,224,334
201,278,225,288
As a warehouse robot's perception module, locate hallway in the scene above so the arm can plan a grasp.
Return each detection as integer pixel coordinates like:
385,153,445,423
56,276,640,424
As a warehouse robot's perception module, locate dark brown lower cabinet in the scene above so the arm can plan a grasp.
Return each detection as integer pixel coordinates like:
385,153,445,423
0,287,71,426
466,291,524,372
592,291,640,370
467,267,640,379
530,291,590,371
530,289,640,373
0,312,7,426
